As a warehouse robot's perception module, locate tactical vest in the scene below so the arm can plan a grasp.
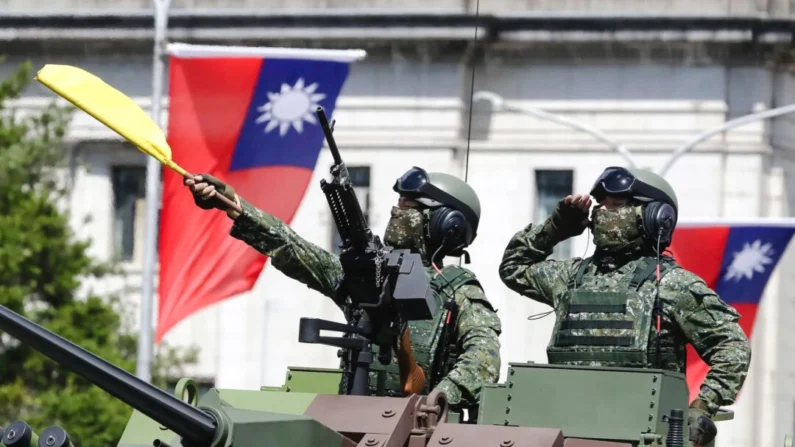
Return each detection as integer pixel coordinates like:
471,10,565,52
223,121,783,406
365,264,481,397
546,256,679,368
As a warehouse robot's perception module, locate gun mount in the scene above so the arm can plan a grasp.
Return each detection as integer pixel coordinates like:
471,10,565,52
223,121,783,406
309,106,438,396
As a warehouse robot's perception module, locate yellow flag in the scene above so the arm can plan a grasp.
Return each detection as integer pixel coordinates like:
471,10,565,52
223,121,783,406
35,64,186,176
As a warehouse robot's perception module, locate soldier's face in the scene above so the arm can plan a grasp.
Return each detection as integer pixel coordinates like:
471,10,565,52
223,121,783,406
597,195,628,210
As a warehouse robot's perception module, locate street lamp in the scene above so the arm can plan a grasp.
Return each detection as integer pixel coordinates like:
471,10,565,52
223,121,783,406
658,103,795,176
472,90,639,168
138,0,172,384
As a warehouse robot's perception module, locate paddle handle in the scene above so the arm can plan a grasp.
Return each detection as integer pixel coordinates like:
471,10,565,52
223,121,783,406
396,326,426,395
183,172,243,215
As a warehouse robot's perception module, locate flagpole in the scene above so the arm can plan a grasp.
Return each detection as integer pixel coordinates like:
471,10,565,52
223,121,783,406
137,0,171,383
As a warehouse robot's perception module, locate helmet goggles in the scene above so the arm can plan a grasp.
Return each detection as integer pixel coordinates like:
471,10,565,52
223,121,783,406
393,166,480,234
394,166,430,198
590,166,674,208
590,167,636,200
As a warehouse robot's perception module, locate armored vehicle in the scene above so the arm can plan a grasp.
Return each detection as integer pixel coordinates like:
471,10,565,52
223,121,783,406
0,303,764,447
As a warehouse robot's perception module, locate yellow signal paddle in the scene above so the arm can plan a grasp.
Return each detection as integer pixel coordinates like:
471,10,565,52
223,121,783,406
34,64,241,214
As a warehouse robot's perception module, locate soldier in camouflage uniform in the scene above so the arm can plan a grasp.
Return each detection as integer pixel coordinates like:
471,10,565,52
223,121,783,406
185,166,502,415
498,166,751,446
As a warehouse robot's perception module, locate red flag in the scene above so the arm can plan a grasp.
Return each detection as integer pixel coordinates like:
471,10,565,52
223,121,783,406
155,46,360,342
668,220,795,402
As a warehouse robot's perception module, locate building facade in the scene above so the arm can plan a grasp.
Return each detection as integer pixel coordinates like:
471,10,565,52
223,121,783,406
3,1,795,445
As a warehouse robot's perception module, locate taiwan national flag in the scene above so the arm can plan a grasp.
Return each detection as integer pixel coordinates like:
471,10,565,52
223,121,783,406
667,219,795,402
155,43,366,342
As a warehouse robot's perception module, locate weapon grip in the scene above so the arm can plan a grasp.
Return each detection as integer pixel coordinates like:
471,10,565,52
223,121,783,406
396,326,426,395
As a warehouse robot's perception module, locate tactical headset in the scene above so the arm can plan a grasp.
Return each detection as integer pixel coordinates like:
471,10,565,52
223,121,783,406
393,167,478,259
589,166,678,248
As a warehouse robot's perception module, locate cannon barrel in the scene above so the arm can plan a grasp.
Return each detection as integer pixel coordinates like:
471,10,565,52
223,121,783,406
0,305,218,446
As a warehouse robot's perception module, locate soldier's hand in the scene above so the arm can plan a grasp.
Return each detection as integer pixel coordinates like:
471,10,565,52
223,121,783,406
547,194,592,240
688,400,717,447
183,174,239,215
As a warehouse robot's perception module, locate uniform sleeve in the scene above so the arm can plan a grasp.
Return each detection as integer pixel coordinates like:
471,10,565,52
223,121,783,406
665,270,752,414
434,283,502,409
228,197,344,306
498,217,580,308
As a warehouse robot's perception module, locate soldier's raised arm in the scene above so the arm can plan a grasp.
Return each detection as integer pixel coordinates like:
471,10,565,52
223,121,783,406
184,174,344,306
498,194,591,307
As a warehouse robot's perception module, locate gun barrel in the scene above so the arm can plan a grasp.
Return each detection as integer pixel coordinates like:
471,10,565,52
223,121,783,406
316,107,342,165
0,306,217,446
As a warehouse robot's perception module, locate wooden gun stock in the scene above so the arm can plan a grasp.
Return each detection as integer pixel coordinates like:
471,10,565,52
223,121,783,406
396,326,426,395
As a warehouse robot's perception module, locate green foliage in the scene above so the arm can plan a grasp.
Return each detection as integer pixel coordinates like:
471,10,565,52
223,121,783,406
0,60,200,446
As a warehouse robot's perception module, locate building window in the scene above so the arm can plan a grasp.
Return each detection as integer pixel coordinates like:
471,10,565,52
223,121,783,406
330,166,371,255
112,166,147,263
534,169,574,260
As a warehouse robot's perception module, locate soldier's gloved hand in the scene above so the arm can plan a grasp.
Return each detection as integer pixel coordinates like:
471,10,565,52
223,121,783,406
546,194,592,241
688,399,717,447
184,174,237,212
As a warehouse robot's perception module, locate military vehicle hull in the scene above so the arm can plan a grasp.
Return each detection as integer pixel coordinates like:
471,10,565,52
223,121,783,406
255,362,729,447
0,304,782,447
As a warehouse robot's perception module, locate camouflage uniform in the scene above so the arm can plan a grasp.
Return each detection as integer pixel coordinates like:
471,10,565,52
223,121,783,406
499,169,751,435
229,197,502,411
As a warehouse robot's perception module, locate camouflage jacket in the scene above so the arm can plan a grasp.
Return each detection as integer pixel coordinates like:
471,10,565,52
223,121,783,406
228,198,503,409
498,217,751,415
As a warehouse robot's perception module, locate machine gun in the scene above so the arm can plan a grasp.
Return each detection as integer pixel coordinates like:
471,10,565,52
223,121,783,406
297,107,438,397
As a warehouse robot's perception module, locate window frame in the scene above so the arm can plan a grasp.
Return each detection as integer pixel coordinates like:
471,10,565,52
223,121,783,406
533,169,575,260
111,165,148,265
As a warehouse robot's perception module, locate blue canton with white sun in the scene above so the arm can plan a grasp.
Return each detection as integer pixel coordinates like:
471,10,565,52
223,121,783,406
255,78,327,137
228,58,350,172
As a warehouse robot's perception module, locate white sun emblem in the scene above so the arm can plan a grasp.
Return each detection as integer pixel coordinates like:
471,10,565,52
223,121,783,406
724,239,774,282
255,78,326,137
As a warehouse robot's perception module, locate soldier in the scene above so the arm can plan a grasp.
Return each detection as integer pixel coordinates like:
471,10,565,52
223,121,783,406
184,166,502,415
498,166,751,447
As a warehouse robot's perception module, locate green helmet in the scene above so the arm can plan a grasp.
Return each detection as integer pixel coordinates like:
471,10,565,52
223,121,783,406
393,167,481,250
590,166,679,246
590,166,678,213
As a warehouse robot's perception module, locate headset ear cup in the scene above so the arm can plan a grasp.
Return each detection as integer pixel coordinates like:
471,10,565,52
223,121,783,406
429,207,470,256
641,202,676,246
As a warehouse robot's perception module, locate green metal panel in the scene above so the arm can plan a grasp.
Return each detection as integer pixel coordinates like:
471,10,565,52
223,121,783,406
282,366,343,394
218,390,319,414
118,410,178,447
260,385,286,392
222,406,354,447
477,383,511,426
477,362,690,443
446,412,461,424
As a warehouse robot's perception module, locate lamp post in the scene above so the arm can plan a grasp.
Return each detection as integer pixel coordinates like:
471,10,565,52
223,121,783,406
137,0,172,384
472,90,639,168
658,103,795,177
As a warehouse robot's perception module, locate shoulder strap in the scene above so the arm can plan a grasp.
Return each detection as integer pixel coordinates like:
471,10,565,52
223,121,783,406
431,264,481,294
568,257,593,289
628,257,680,291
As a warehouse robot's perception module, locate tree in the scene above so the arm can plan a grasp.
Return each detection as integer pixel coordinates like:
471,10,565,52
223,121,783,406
0,60,200,446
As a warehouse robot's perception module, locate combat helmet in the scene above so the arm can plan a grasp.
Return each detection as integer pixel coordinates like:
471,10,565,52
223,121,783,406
393,166,481,257
590,166,678,247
